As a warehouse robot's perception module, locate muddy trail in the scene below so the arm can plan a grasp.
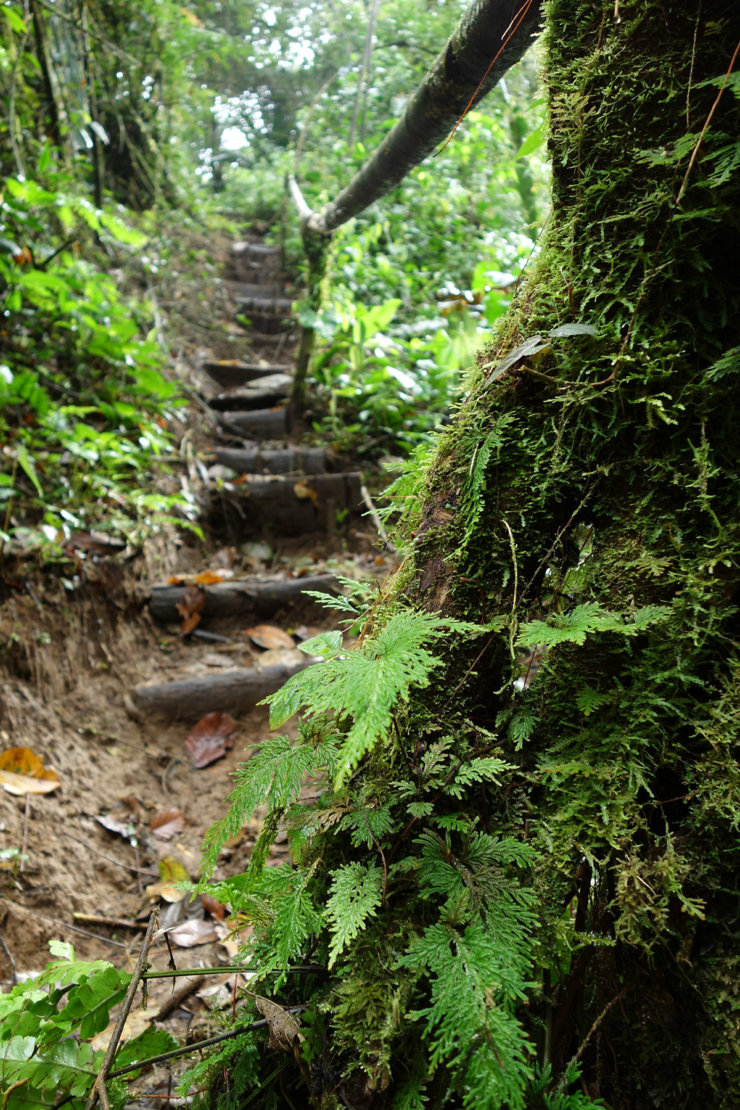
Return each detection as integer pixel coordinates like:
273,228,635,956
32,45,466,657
0,237,395,1100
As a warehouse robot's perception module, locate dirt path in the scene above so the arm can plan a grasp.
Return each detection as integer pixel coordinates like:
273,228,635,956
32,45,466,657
0,237,391,1101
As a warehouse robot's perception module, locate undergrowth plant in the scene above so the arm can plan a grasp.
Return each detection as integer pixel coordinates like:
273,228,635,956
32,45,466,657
194,587,604,1109
0,941,175,1108
0,171,198,558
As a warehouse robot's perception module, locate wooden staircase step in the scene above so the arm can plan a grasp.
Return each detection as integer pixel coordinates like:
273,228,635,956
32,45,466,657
202,360,292,388
218,407,290,439
208,374,292,412
236,295,294,314
212,473,364,537
150,573,341,625
213,446,332,476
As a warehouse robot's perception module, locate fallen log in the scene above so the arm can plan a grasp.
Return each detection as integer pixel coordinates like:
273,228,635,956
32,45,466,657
150,573,341,625
130,657,312,720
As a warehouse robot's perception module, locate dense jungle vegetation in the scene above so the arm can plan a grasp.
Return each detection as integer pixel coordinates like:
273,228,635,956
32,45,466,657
0,0,546,562
2,0,740,1108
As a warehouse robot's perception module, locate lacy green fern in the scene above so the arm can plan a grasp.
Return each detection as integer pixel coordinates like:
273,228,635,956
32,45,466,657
326,860,384,968
517,601,671,649
266,609,481,784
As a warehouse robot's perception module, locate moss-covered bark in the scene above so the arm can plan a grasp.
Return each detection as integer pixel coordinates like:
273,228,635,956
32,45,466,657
407,0,740,1101
199,2,740,1107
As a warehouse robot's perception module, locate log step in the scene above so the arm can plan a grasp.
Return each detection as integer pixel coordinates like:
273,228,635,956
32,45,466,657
208,374,292,412
230,282,283,299
130,657,311,720
236,295,294,315
202,361,292,389
150,573,341,625
214,446,331,476
219,407,290,439
212,473,364,537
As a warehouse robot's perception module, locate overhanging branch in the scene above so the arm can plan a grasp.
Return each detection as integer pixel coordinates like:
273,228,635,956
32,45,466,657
293,0,542,234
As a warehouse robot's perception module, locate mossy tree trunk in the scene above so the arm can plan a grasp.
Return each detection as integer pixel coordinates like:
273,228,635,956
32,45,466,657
202,2,740,1107
402,0,740,1101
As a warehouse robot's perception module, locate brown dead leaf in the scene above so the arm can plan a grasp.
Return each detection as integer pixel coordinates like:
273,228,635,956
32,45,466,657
253,995,303,1051
245,624,294,650
167,919,219,948
293,480,321,511
201,893,226,921
0,747,60,795
185,712,238,769
150,809,185,840
176,584,206,636
96,813,136,840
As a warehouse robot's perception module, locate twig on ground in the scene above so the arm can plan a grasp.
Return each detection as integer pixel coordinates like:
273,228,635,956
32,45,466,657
108,1007,307,1081
3,898,130,950
85,909,159,1110
19,795,30,872
73,914,148,931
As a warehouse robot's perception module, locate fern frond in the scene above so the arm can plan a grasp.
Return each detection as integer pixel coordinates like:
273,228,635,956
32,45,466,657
339,801,396,848
517,602,671,649
400,920,533,1109
445,756,511,799
267,610,483,785
199,732,337,882
326,861,383,968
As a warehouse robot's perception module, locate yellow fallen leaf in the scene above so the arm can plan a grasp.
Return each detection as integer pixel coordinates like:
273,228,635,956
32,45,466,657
0,769,60,796
293,481,322,511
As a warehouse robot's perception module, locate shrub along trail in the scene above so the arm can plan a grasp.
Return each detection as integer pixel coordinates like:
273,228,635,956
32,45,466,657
0,234,392,1067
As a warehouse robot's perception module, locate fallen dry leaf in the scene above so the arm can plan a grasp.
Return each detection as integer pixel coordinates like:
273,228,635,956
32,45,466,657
246,624,294,650
253,995,303,1051
96,814,136,840
293,480,321,511
145,855,189,903
194,570,225,585
201,893,226,921
150,809,185,840
167,919,219,948
185,712,238,769
176,584,206,636
0,747,60,795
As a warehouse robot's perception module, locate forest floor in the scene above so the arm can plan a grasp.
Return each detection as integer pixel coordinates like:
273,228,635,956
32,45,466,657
0,228,395,1103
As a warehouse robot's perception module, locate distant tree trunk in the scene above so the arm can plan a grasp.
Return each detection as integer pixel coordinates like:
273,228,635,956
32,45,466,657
218,2,740,1106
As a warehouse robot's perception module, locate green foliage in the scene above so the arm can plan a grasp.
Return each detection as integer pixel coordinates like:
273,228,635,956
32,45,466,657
326,860,384,967
0,173,198,556
266,609,482,784
516,601,672,648
0,941,176,1108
